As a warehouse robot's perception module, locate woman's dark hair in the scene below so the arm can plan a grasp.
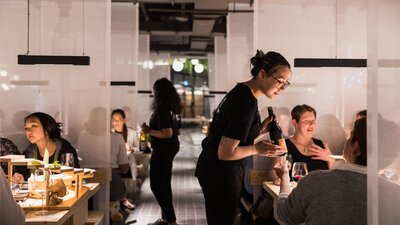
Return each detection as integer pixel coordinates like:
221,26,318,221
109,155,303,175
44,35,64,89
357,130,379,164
356,110,367,119
351,117,367,166
111,109,128,142
25,112,62,140
152,78,183,114
250,50,291,77
291,104,317,123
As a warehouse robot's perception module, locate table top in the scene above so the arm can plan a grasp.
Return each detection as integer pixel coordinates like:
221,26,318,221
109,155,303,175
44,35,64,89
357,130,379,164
23,183,100,225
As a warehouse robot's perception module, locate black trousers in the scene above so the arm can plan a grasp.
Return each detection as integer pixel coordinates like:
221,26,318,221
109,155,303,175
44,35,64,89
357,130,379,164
198,167,243,225
150,142,179,222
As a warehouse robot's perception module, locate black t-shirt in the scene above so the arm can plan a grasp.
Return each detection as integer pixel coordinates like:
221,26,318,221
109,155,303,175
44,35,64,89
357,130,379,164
149,106,181,149
195,83,261,184
286,138,328,178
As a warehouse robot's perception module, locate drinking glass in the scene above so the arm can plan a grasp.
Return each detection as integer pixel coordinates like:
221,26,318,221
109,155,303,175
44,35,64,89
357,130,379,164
286,154,293,171
34,168,50,215
292,162,308,182
60,153,74,167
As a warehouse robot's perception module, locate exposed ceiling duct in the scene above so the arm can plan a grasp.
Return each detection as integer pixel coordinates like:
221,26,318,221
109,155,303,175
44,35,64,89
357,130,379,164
113,0,253,56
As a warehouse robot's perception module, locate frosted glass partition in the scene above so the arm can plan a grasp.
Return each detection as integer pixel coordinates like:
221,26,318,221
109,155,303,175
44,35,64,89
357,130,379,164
368,0,400,224
254,0,367,154
0,0,111,223
136,34,152,125
227,9,253,88
111,3,139,127
207,37,228,116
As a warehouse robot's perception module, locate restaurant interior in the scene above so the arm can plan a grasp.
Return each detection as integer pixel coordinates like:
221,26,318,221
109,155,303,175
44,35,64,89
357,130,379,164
0,0,400,225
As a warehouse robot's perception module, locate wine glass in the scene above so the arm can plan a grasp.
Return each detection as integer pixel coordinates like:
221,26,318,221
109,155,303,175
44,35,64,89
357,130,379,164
286,154,293,171
292,162,308,182
60,153,74,167
34,168,50,215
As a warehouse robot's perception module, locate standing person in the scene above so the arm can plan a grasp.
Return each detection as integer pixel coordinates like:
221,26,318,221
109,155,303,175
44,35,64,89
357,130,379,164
12,112,80,183
273,117,367,225
195,50,291,225
141,78,182,225
285,104,334,175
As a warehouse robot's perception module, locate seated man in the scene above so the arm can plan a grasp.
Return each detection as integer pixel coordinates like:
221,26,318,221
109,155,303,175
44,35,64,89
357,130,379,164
273,118,367,225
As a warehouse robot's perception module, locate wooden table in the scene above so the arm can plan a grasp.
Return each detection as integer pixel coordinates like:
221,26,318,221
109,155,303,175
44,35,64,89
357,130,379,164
23,183,100,225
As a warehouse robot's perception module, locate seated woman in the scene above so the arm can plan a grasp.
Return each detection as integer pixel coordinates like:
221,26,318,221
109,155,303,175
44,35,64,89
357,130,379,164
0,137,21,174
12,112,80,183
274,117,367,225
111,109,139,180
109,131,136,213
285,104,334,176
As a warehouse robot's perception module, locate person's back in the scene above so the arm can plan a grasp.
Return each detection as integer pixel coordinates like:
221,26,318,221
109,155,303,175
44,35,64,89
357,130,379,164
0,168,25,225
286,166,366,225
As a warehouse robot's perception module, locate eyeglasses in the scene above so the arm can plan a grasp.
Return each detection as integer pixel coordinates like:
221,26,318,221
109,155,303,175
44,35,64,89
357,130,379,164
271,74,291,89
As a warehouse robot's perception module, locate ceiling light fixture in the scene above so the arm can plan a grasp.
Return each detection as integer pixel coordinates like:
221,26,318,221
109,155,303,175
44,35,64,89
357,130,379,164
18,0,90,65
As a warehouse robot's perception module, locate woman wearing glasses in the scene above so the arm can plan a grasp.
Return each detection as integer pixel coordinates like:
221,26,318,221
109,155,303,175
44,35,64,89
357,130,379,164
195,50,292,225
285,105,334,176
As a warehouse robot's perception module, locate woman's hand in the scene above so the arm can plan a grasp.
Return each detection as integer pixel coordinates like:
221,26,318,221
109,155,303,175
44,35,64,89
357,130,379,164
273,161,289,179
307,143,333,162
307,142,335,169
260,116,273,135
254,140,283,156
12,173,25,184
141,123,150,134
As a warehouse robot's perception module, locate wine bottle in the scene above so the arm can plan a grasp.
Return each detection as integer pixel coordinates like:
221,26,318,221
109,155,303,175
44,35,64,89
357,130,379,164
139,131,148,151
268,107,287,152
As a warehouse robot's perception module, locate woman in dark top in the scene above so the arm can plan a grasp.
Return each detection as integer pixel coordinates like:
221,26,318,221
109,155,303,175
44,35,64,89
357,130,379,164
285,104,334,177
141,78,182,225
195,50,292,225
12,112,80,183
0,138,20,174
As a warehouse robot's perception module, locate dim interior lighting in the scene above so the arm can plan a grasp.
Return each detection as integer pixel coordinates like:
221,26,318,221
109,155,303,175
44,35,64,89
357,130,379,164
1,83,10,91
194,64,204,73
191,59,199,65
0,69,7,77
172,60,184,72
181,80,189,86
143,60,154,69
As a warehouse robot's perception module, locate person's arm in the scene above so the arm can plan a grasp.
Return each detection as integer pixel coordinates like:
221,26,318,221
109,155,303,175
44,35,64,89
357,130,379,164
1,168,25,225
116,135,130,174
274,162,308,224
217,136,282,161
142,123,173,139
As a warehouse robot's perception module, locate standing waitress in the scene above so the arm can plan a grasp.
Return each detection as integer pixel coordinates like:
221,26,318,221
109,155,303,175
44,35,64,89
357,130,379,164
195,50,292,225
141,78,182,225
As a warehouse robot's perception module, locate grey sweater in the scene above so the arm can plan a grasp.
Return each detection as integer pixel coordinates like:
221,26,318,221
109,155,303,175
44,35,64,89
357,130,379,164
277,162,367,225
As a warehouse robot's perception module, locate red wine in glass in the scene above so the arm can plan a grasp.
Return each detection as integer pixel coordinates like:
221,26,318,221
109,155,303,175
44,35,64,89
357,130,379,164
293,175,304,182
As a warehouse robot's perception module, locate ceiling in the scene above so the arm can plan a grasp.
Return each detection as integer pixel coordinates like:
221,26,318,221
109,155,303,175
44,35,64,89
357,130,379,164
112,0,253,57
